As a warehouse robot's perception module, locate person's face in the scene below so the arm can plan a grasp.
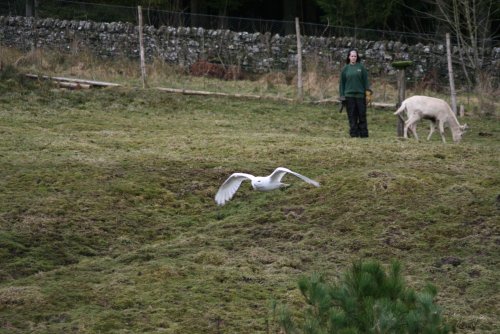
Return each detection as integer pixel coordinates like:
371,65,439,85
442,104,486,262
349,51,358,64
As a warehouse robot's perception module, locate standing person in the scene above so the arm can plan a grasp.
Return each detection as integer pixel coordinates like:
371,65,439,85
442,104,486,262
339,49,371,138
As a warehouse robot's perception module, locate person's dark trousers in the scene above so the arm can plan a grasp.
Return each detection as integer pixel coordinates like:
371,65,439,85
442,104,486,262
346,97,369,137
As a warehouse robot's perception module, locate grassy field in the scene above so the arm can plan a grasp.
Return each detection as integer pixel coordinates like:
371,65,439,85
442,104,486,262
0,77,498,333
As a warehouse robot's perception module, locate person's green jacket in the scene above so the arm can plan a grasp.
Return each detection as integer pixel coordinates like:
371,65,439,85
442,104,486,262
339,63,370,98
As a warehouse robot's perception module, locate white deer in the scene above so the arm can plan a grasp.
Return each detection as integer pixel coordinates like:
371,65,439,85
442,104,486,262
394,95,468,143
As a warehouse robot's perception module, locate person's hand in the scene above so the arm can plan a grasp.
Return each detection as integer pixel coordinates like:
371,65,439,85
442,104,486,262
338,96,346,113
339,96,346,105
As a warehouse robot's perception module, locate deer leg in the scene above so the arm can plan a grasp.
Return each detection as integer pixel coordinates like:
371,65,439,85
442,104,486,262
408,123,419,140
405,116,419,140
403,122,410,139
427,120,436,140
438,120,446,143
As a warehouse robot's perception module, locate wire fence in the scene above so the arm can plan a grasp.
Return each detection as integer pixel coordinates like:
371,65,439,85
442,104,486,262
0,0,469,44
1,0,498,107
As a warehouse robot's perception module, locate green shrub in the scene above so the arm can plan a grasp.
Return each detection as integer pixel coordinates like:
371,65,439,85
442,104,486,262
276,260,454,334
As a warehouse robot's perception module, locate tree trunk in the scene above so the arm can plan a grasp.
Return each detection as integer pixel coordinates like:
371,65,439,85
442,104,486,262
283,0,297,34
25,0,34,17
190,0,205,27
446,33,457,115
218,6,228,29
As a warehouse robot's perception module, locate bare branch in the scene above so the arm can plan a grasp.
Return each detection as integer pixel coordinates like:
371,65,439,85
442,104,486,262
406,0,496,90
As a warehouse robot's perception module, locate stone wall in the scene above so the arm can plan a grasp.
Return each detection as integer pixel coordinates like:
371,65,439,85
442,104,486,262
1,15,499,85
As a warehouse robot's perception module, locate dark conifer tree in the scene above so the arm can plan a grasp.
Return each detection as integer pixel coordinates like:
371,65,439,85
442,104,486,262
275,260,454,334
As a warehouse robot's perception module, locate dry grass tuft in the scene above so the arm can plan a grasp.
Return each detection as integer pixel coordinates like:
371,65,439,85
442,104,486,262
2,46,499,110
0,286,46,308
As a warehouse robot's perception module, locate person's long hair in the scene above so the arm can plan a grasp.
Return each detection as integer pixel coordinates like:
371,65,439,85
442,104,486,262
345,49,361,64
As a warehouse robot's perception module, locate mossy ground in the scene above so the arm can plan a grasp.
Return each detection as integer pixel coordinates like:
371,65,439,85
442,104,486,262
0,82,498,333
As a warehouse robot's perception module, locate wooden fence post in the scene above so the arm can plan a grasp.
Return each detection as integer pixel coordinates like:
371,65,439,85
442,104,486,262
295,17,303,102
138,6,147,89
392,61,413,137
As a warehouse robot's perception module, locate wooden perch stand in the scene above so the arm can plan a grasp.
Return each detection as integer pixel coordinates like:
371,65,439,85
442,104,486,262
392,61,413,137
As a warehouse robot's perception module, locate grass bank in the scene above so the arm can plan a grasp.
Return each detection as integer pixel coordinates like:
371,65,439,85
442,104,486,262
0,81,498,333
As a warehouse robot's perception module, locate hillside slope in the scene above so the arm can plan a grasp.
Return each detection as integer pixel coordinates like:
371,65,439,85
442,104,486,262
0,86,498,333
